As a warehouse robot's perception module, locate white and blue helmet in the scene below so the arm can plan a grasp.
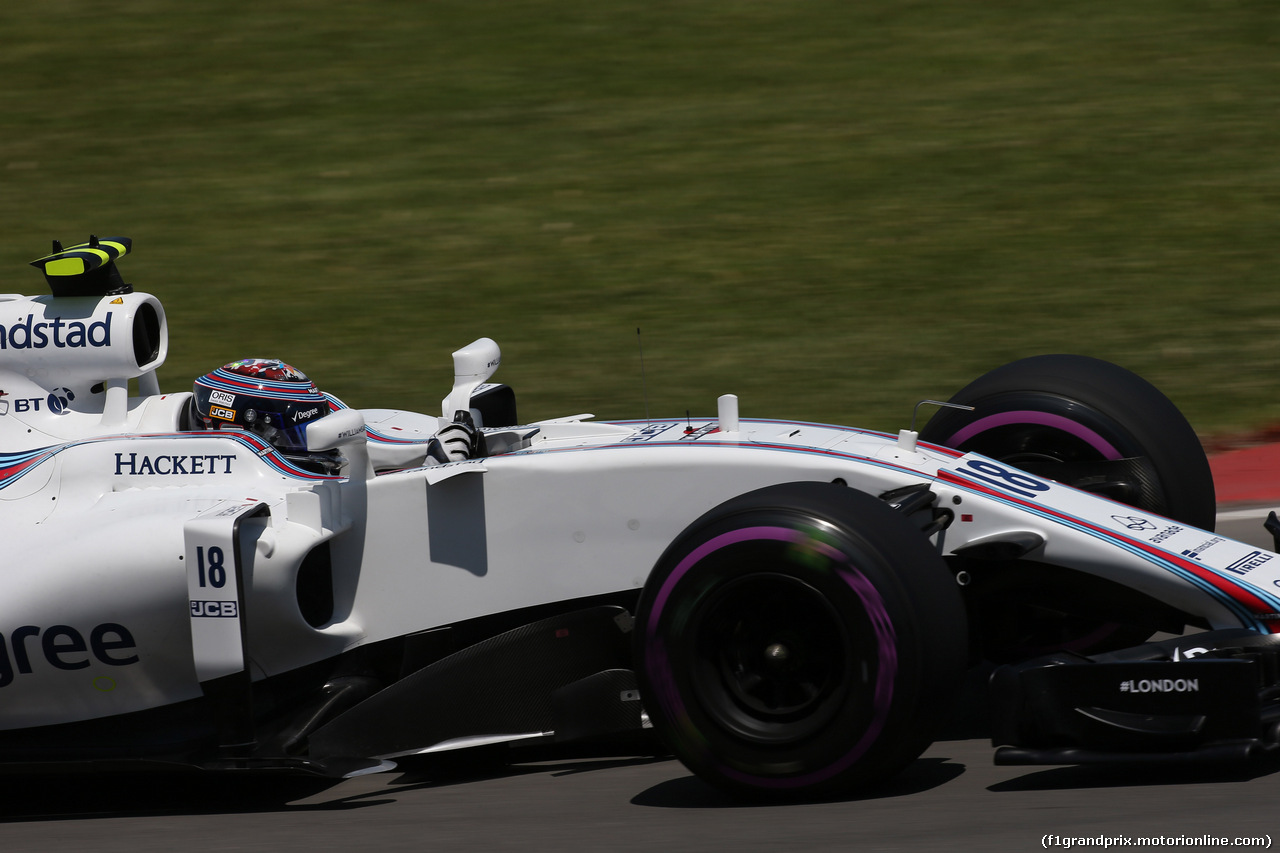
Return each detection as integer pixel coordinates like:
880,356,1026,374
192,358,330,455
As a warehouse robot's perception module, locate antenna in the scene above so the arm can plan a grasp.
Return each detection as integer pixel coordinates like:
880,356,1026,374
897,400,975,452
637,327,650,424
911,399,975,432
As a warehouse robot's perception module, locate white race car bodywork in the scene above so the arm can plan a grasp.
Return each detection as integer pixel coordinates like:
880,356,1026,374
1,286,1275,734
2,249,1278,790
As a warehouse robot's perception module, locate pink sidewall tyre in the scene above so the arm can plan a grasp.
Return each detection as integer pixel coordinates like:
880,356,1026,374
634,482,967,802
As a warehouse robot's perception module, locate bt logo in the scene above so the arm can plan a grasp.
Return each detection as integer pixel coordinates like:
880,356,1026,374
46,387,75,414
0,387,77,416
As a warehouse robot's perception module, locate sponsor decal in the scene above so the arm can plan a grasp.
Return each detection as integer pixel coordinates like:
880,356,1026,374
114,453,236,475
0,312,112,350
621,422,678,443
209,406,236,421
1119,677,1199,693
0,622,138,688
4,396,67,414
289,405,323,424
46,387,74,414
1150,525,1182,545
1224,550,1274,577
209,501,259,519
190,600,239,618
1172,646,1209,661
953,459,1050,500
1180,537,1223,562
679,424,721,441
1112,515,1155,531
209,390,236,406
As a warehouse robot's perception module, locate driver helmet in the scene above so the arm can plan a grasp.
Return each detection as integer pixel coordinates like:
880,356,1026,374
192,358,332,457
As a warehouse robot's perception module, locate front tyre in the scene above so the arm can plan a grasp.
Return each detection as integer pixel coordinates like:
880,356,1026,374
919,354,1214,659
919,354,1214,529
635,483,967,801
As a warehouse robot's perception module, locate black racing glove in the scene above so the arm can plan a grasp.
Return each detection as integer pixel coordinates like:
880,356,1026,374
428,410,487,463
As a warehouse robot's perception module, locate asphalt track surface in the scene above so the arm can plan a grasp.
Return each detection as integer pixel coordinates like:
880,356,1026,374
5,452,1280,852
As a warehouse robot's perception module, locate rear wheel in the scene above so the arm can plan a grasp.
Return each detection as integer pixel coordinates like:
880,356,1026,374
635,483,966,801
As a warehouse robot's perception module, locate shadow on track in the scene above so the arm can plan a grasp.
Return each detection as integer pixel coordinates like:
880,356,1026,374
0,771,343,822
989,758,1280,793
0,744,672,822
630,756,967,809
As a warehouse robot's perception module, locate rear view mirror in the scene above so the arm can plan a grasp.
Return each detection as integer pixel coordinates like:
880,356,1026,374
305,407,367,452
442,337,501,419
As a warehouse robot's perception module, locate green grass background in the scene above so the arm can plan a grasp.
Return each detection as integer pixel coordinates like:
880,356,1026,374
2,1,1278,436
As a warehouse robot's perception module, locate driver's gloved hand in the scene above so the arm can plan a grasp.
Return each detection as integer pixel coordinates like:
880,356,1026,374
429,410,487,463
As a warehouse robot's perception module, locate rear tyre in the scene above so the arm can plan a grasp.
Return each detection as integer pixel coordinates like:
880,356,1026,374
635,483,966,801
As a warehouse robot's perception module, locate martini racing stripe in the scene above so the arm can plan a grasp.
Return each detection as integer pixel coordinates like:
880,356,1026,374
489,433,944,490
935,466,1274,631
365,429,434,446
0,447,59,489
936,466,1280,633
434,428,1246,634
609,417,966,457
161,431,345,480
0,431,343,492
196,367,327,402
324,393,435,447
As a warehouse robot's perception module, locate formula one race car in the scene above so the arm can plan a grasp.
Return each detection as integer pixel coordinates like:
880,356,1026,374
4,236,1280,802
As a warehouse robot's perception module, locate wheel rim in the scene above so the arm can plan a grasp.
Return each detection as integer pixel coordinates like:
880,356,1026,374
936,396,1168,509
937,397,1164,657
689,572,852,745
947,408,1123,461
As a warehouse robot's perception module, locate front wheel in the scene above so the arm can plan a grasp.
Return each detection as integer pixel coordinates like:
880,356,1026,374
919,354,1214,529
634,483,967,801
919,354,1214,659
